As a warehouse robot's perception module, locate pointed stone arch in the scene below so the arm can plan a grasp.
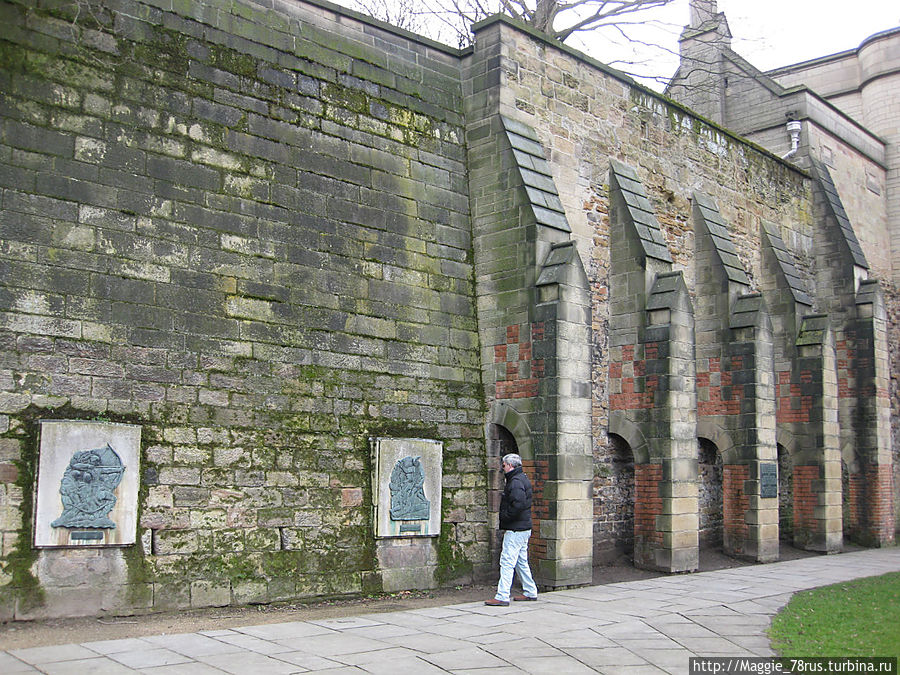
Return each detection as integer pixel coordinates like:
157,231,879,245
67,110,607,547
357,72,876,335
608,415,650,466
489,402,533,461
696,418,738,465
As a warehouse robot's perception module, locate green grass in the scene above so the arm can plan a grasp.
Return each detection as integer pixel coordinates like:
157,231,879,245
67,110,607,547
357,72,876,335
768,571,900,657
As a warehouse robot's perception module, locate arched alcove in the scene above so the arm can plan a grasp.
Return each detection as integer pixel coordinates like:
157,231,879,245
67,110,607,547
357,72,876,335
698,437,723,547
594,433,636,564
487,423,519,564
777,443,793,541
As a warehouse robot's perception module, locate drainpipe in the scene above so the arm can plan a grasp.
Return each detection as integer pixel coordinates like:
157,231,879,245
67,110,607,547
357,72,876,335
781,120,802,160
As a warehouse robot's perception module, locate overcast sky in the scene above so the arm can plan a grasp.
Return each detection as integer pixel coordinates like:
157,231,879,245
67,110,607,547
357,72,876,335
712,0,899,70
570,0,900,88
328,0,900,89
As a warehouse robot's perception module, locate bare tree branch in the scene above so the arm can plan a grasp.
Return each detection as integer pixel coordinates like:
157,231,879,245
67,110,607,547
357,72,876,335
346,0,730,90
350,0,678,46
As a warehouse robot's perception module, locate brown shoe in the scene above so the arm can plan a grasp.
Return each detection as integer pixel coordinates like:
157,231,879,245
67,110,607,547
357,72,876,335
513,595,537,601
484,598,509,606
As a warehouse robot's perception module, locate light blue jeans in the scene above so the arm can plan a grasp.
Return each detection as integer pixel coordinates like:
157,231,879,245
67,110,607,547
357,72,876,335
495,529,538,602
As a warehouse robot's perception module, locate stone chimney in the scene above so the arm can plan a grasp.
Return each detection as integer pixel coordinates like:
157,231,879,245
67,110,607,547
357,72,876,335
689,0,718,28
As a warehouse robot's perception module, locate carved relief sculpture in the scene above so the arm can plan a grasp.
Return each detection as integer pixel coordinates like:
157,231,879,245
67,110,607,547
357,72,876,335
51,444,125,529
389,455,430,520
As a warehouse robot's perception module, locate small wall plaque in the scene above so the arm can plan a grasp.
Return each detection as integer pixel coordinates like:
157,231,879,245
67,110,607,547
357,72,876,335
70,531,105,541
372,437,441,538
759,462,778,499
34,421,141,547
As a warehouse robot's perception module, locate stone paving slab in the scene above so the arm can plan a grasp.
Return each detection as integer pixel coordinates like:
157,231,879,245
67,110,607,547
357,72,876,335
107,647,194,669
139,663,225,674
8,644,99,665
1,548,898,674
40,657,136,675
0,650,38,673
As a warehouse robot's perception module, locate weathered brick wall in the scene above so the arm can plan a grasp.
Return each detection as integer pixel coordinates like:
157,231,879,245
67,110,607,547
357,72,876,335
592,434,634,562
722,464,750,554
698,440,723,546
633,463,663,568
0,0,487,619
494,323,542,400
697,358,740,417
523,456,549,562
792,465,821,544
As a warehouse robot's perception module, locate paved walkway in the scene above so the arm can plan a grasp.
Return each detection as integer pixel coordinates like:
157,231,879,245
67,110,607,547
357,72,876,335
3,548,899,674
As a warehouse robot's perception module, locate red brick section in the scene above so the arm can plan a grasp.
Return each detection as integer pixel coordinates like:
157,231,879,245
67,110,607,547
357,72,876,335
697,357,741,416
609,343,658,410
495,323,543,400
846,472,863,533
869,465,896,544
523,458,549,561
723,465,750,554
776,370,814,424
836,338,855,399
634,463,663,566
836,335,889,400
793,465,820,536
847,466,896,544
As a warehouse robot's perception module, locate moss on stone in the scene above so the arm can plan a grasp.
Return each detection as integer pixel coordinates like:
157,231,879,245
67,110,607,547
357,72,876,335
322,82,369,115
4,422,44,614
208,44,258,79
435,521,472,584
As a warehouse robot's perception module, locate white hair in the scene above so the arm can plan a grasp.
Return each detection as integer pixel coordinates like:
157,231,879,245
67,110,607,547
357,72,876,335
502,453,522,468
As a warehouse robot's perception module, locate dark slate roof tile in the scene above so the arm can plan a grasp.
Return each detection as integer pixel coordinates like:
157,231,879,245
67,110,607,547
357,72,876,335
508,132,545,158
761,220,813,307
534,206,571,232
520,168,557,193
512,149,537,171
501,114,540,141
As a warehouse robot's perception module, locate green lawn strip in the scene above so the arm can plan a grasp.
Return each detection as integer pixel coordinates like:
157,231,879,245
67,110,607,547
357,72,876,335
768,571,900,658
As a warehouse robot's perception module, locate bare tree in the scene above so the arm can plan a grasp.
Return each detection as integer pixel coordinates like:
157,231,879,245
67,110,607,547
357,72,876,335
349,0,676,47
497,0,675,42
348,0,425,34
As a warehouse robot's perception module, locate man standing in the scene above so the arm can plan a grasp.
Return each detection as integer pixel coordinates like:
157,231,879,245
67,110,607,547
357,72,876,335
485,453,539,606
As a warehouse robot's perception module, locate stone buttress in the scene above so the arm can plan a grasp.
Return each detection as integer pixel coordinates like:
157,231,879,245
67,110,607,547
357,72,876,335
608,160,699,573
466,110,593,588
760,222,842,552
693,193,779,562
811,161,895,547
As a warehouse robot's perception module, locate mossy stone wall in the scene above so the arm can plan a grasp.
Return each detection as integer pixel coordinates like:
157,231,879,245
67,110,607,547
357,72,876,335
0,0,487,619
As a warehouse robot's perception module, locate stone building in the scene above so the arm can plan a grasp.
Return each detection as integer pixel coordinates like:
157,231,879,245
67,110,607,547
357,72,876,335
0,0,895,619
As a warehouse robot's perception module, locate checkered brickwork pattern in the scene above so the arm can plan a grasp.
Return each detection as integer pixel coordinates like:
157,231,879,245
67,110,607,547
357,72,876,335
494,323,544,400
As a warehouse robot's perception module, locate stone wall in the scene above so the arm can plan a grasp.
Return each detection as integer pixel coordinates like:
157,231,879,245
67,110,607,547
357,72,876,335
0,0,487,619
1,0,897,620
469,18,843,564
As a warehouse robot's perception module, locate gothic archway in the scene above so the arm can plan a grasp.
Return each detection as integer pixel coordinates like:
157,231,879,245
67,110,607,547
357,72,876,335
778,443,794,542
594,433,635,564
488,423,519,564
698,437,723,547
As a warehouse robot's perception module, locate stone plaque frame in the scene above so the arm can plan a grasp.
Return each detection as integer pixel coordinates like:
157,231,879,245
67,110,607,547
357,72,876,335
33,420,141,548
371,437,442,538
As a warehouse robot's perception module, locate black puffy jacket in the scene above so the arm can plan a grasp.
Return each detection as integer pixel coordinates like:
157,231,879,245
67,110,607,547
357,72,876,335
499,466,533,531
